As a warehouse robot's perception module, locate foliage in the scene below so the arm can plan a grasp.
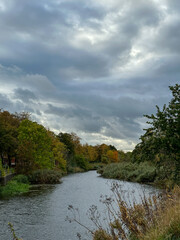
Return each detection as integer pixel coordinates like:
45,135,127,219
99,162,156,183
0,110,19,167
75,154,89,170
57,132,76,156
0,180,29,197
17,120,54,173
67,166,85,173
81,144,99,163
132,84,180,183
28,169,62,184
12,174,29,184
48,131,67,171
93,229,114,240
68,183,180,240
8,222,22,240
0,110,30,167
0,160,6,177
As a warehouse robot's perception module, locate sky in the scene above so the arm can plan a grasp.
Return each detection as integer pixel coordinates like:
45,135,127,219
0,0,179,151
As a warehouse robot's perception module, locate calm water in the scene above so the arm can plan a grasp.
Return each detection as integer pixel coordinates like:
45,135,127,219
0,171,159,240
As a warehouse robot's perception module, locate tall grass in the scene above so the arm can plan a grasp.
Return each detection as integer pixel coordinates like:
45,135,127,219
99,162,156,183
28,169,62,184
67,183,180,240
92,185,180,240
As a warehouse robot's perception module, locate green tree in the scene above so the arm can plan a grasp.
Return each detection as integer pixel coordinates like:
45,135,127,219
17,120,53,173
48,131,67,172
57,132,75,156
133,84,180,181
0,110,19,167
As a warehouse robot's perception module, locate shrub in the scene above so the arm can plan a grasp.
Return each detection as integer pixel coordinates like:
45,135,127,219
100,162,157,183
12,174,29,184
28,169,62,184
75,154,89,171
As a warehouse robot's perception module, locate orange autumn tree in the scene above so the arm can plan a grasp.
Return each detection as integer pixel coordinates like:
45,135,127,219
106,150,119,163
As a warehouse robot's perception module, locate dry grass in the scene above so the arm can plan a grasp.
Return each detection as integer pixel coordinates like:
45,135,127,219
92,184,180,240
141,187,180,240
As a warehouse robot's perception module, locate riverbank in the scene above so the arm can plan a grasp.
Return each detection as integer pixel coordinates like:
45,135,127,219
0,175,30,197
0,164,104,198
98,161,178,188
0,169,63,197
93,186,180,240
0,171,159,240
95,163,180,240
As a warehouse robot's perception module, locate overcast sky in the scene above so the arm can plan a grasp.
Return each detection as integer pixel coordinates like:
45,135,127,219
0,0,179,151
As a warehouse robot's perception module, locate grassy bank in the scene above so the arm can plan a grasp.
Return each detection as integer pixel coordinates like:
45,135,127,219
98,161,157,183
98,161,178,188
0,175,30,197
0,169,63,197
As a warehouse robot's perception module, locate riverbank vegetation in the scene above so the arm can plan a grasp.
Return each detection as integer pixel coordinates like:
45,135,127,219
99,84,180,188
0,108,126,184
91,184,180,240
98,161,157,184
28,169,62,184
0,174,30,197
0,84,179,239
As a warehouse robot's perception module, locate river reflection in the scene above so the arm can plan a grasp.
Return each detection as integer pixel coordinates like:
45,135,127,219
0,171,159,240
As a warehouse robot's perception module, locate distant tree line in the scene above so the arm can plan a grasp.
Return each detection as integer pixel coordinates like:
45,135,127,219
0,109,130,175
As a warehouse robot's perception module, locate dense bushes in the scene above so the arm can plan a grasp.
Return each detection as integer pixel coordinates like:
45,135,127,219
99,162,157,183
28,169,62,184
12,174,29,184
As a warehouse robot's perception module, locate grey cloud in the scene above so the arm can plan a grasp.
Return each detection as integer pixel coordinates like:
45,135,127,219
14,88,38,102
157,19,180,54
0,93,12,110
0,0,179,149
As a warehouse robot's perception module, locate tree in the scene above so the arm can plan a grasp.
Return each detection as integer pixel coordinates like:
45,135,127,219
0,110,19,167
133,84,180,181
106,150,119,163
17,120,53,173
57,132,75,156
48,131,67,171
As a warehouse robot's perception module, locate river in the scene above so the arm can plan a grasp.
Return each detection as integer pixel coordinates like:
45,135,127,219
0,171,159,240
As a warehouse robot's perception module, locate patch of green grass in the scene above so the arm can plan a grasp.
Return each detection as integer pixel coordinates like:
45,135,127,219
13,174,29,184
0,180,30,197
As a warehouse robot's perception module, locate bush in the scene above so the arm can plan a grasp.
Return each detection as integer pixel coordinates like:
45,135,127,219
28,169,62,184
75,154,89,171
12,174,29,184
100,162,157,183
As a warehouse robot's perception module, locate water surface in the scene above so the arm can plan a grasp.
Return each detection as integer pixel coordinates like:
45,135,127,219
0,171,158,240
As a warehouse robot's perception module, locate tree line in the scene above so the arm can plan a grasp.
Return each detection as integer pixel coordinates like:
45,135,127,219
0,84,179,183
0,110,130,174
